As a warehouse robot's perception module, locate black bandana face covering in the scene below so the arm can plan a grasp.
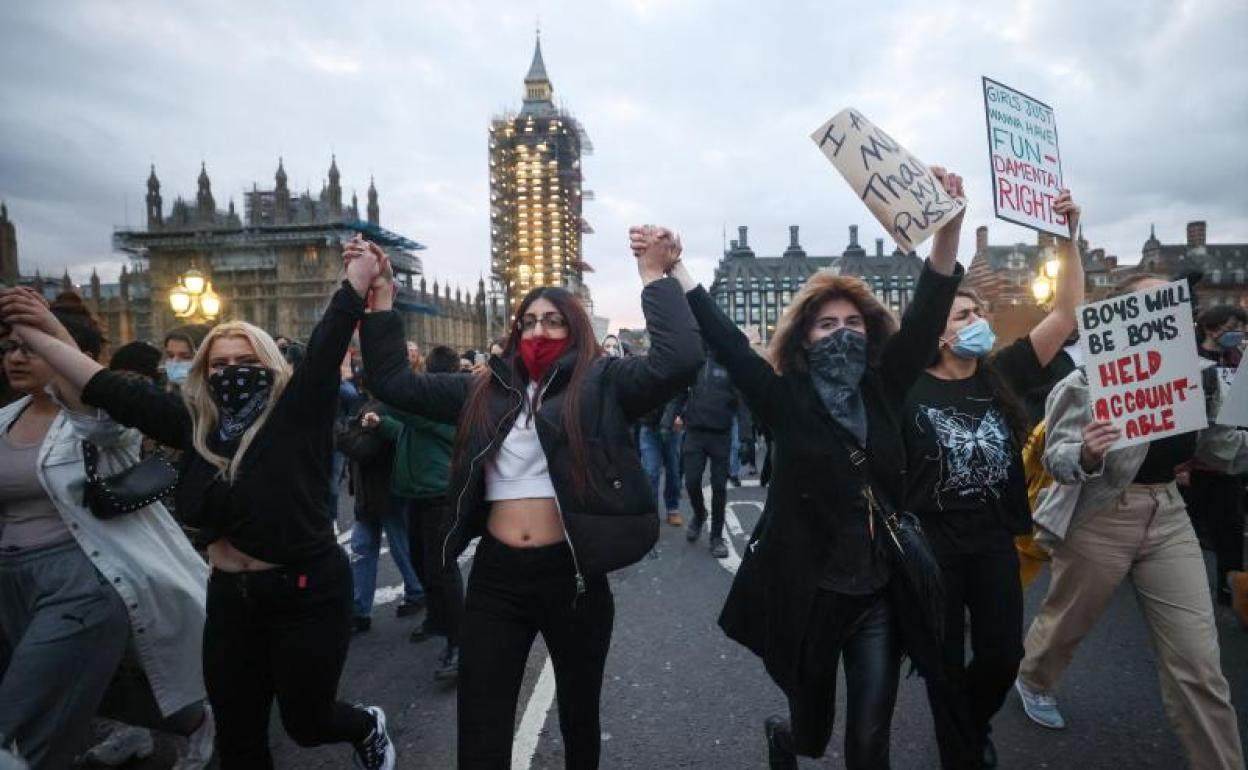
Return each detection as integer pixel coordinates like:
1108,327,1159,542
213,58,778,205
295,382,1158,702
207,365,273,441
807,328,869,447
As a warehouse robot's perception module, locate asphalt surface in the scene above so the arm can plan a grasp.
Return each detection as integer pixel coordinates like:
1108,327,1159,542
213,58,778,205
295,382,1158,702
126,478,1248,769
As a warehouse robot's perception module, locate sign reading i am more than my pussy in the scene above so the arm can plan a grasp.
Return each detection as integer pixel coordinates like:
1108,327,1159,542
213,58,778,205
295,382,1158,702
1078,279,1206,449
983,77,1068,239
810,107,965,253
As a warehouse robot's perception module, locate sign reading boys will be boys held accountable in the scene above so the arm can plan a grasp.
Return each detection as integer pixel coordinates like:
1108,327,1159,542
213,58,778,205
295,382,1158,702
982,77,1068,239
810,108,965,253
1078,280,1206,449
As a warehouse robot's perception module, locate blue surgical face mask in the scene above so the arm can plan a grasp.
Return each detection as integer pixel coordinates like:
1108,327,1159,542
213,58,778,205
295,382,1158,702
164,360,192,385
949,319,996,359
1217,330,1244,350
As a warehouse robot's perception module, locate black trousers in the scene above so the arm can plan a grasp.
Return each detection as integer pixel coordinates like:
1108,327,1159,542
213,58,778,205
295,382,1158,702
405,495,466,645
204,547,372,769
1182,470,1245,598
925,547,1025,769
785,590,901,769
458,536,614,769
683,428,730,538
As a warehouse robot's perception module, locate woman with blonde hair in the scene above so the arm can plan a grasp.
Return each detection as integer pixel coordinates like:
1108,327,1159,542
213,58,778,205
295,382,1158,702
0,238,396,770
670,168,967,769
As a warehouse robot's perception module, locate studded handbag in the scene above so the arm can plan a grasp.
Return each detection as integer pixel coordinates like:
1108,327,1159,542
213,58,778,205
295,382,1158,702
82,441,179,520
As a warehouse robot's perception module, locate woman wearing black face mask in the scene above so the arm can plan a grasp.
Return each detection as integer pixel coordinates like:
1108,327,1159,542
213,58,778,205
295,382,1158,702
670,169,966,769
907,190,1083,769
0,237,398,770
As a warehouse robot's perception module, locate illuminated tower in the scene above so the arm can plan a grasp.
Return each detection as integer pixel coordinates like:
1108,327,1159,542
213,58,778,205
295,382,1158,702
489,34,593,314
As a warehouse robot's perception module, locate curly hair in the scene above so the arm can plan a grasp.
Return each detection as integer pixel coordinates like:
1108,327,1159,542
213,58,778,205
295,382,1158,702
767,272,898,374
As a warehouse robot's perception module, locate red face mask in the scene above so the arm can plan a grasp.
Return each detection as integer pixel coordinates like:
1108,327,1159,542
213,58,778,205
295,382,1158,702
519,337,570,382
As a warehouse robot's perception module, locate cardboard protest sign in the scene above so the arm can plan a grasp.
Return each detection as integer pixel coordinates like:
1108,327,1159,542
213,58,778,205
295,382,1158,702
1078,279,1206,448
810,107,965,252
982,77,1067,239
1216,365,1248,427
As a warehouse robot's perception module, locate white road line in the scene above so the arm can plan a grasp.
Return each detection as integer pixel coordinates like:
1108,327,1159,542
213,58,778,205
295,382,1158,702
512,657,557,770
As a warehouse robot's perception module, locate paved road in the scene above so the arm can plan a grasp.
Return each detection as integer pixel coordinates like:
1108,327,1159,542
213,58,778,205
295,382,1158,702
261,480,1248,769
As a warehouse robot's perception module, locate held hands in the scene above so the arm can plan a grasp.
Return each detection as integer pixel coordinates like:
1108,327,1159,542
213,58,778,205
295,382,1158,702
629,225,682,285
1080,419,1122,472
342,234,389,301
1054,188,1081,241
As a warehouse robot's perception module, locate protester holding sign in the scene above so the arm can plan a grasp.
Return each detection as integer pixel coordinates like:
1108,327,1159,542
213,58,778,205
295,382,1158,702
1016,274,1248,770
905,190,1083,769
672,166,966,769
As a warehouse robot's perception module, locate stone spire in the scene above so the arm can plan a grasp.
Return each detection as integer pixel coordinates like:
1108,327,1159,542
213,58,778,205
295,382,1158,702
196,163,215,224
520,32,555,116
327,154,343,216
274,157,290,224
367,177,379,226
146,165,163,230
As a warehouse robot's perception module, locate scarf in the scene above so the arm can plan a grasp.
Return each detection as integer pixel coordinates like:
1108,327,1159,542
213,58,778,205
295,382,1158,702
207,365,273,443
807,328,869,447
520,337,569,383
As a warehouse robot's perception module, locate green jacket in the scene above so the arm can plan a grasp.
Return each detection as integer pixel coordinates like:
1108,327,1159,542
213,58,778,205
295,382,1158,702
378,410,456,499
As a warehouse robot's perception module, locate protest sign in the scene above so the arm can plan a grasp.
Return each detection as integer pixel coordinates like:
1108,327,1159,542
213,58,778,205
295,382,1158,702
982,77,1067,239
1216,365,1248,427
810,107,965,252
1078,279,1206,449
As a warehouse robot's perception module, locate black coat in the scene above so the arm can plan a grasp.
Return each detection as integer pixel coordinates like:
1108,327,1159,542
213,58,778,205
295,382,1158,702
336,399,396,525
686,261,963,695
361,277,703,578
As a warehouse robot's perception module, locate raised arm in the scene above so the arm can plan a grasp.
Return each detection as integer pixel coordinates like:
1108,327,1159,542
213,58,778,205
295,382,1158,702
607,276,705,419
925,165,966,278
878,258,964,399
1026,190,1085,367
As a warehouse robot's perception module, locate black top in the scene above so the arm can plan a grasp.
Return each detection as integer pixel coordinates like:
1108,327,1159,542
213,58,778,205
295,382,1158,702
1133,432,1197,484
672,358,738,433
703,259,964,692
82,283,366,565
903,336,1043,556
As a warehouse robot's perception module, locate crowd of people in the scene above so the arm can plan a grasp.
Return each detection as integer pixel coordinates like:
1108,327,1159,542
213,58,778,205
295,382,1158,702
0,171,1245,770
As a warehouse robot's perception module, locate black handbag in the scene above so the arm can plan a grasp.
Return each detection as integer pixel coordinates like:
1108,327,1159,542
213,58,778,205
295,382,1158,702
82,441,179,520
862,479,945,642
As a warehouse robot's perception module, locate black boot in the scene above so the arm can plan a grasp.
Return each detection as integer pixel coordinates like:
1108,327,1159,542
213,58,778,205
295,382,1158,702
434,644,459,682
764,715,798,770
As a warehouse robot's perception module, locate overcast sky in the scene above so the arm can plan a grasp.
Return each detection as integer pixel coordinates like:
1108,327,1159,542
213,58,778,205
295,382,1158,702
2,0,1246,331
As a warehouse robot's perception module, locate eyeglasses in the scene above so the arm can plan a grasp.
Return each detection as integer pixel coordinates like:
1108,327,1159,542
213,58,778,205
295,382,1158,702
0,340,37,357
517,313,568,331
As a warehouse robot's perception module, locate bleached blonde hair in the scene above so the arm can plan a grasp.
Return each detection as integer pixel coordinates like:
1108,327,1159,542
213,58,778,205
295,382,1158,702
182,321,292,481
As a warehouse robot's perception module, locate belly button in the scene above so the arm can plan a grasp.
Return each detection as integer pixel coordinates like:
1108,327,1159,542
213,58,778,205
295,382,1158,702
522,532,531,542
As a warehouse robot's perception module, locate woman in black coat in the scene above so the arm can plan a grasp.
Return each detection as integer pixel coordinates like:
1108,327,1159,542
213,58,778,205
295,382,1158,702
668,169,967,770
352,228,701,769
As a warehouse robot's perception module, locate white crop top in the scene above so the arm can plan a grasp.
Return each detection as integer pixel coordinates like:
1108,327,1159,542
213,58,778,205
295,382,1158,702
484,383,557,501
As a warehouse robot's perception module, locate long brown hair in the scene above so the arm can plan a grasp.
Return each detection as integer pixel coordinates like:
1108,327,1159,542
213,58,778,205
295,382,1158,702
768,272,898,374
453,286,601,500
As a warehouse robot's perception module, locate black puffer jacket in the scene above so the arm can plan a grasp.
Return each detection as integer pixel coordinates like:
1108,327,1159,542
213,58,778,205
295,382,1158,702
361,277,703,583
672,356,738,432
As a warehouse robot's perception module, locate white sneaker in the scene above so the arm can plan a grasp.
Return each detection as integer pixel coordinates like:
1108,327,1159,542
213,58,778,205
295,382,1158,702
353,706,396,770
170,705,215,770
82,724,154,766
1015,678,1067,730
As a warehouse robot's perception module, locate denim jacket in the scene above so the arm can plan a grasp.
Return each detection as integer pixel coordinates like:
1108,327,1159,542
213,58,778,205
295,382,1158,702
0,395,208,716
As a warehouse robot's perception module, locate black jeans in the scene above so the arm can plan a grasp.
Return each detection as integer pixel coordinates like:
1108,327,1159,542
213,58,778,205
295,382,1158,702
683,429,730,538
405,495,466,645
1182,470,1245,598
458,535,614,769
784,589,901,769
925,547,1025,769
204,547,372,769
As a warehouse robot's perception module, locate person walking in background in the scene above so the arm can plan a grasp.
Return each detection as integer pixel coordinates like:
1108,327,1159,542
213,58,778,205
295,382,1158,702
377,345,465,681
163,331,199,391
330,353,362,526
674,350,739,558
638,396,685,527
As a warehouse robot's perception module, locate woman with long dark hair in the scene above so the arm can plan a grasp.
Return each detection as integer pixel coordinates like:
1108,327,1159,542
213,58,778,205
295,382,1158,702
0,241,397,770
353,228,701,769
670,168,967,769
906,191,1083,769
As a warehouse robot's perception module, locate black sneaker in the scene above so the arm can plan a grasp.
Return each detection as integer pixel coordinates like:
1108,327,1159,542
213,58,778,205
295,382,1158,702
434,645,459,682
729,476,741,487
709,537,729,559
395,597,426,618
352,616,371,634
409,621,431,643
353,706,395,770
764,715,798,770
686,515,705,543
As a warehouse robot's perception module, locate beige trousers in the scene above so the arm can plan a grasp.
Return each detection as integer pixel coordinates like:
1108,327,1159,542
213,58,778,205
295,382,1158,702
1020,482,1244,770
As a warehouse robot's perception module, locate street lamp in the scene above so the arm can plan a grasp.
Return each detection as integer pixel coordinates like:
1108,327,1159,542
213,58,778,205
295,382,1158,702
170,268,221,321
1032,253,1062,305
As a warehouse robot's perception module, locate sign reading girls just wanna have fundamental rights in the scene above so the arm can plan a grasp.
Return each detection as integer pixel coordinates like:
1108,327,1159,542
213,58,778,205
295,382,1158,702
982,77,1068,239
810,107,965,253
1078,279,1207,449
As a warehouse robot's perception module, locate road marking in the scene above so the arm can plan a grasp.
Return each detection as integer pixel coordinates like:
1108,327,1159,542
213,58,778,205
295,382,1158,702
512,657,557,769
693,481,761,575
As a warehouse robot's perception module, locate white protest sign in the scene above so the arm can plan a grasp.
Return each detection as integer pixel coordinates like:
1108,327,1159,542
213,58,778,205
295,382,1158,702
1216,365,1248,427
810,107,965,252
982,77,1067,239
1078,279,1206,448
